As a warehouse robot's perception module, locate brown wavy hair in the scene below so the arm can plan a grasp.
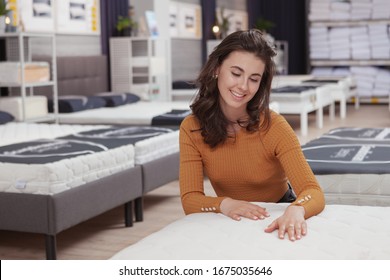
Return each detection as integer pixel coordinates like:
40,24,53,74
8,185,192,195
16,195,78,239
191,29,277,148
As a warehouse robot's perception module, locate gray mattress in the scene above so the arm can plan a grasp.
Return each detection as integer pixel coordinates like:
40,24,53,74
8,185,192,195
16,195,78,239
301,127,390,206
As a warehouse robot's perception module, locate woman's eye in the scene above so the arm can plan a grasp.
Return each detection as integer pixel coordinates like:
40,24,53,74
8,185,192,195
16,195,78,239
250,78,260,83
232,72,240,77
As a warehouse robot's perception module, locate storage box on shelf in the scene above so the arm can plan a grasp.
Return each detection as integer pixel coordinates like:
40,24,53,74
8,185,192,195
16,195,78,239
0,32,58,122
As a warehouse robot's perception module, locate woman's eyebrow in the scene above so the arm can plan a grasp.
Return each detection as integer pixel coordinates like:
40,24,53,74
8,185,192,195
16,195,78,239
230,66,262,77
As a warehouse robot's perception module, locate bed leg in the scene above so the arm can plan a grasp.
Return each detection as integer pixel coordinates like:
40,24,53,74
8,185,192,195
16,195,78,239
45,235,57,260
134,197,143,222
124,201,133,227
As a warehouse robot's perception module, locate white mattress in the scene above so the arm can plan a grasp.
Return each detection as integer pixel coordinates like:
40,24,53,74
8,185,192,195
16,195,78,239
316,174,390,206
56,101,191,125
0,140,135,195
0,123,180,195
110,203,390,260
69,126,179,165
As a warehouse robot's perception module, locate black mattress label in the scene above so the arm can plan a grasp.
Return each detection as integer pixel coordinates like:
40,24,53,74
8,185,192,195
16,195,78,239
60,126,175,147
320,127,390,141
271,85,318,94
0,139,108,164
0,126,175,164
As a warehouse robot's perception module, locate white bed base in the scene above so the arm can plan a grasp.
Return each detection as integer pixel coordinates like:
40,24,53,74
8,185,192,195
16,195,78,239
110,202,390,260
55,101,191,125
270,84,335,136
273,75,358,118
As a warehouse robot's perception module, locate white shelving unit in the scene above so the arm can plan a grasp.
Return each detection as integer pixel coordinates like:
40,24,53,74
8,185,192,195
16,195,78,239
307,0,390,105
110,37,170,101
0,32,58,122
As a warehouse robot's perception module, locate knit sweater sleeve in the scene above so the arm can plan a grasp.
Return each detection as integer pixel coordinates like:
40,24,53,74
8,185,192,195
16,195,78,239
263,113,325,218
179,116,226,215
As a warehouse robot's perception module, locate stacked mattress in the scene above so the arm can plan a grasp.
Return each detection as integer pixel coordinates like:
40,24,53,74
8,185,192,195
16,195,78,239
302,127,390,206
110,202,390,260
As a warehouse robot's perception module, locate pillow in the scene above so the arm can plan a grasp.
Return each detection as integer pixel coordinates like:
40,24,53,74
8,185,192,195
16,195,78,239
48,95,107,113
95,92,140,107
84,96,107,110
0,111,14,124
124,93,140,104
95,92,128,107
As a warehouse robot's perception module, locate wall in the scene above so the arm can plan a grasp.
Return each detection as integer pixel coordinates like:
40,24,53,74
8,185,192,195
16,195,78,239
31,35,101,57
132,0,202,82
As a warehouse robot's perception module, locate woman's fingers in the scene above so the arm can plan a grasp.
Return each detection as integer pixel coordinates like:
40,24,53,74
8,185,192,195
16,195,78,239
221,198,270,221
265,219,307,241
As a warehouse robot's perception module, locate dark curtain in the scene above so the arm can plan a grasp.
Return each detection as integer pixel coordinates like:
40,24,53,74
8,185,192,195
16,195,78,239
246,0,308,74
100,0,128,55
201,0,216,64
100,0,128,90
0,39,6,96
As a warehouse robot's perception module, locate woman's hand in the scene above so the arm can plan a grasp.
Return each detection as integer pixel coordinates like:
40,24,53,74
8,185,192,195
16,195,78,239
264,205,306,241
220,198,269,221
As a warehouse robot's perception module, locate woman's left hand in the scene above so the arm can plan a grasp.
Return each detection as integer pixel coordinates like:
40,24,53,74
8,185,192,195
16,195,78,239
264,205,306,241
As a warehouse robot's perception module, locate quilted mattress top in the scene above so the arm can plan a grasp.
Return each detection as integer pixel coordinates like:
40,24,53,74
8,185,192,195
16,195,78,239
110,203,390,260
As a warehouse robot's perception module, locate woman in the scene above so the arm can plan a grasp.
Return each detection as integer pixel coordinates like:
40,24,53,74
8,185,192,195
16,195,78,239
179,29,325,241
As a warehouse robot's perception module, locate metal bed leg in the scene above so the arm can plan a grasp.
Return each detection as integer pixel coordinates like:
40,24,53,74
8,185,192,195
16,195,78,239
134,197,143,222
45,234,57,260
124,201,133,227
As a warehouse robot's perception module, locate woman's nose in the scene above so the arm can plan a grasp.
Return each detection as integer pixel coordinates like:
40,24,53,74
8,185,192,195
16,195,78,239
238,78,249,90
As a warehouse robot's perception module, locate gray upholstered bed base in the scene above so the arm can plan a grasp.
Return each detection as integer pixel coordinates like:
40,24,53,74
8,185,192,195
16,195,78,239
0,55,181,259
132,152,180,222
0,166,142,260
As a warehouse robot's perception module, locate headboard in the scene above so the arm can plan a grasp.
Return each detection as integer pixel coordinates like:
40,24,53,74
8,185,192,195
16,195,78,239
33,55,109,98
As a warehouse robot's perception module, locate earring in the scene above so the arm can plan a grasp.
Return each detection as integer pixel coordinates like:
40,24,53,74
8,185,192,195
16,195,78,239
213,74,218,79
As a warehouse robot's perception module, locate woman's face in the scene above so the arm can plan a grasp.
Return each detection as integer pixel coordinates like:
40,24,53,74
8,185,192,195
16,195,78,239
216,50,265,115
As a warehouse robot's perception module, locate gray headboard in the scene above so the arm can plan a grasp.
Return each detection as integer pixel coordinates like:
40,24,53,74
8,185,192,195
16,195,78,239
33,55,109,97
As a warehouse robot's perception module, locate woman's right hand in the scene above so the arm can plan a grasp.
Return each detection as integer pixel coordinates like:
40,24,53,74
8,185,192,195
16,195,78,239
220,198,269,221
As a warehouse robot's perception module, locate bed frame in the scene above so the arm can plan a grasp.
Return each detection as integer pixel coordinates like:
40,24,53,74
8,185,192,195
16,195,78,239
41,55,180,220
0,167,142,259
270,84,335,136
0,55,180,259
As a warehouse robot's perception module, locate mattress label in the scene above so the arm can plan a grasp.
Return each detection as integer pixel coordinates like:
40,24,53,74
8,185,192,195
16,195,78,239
15,180,27,189
62,126,175,147
302,144,390,174
321,127,390,141
0,139,107,164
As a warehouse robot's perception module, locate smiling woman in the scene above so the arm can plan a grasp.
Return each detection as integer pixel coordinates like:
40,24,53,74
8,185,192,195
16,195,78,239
179,29,325,242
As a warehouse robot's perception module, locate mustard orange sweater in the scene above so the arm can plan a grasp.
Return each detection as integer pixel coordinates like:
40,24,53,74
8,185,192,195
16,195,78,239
179,111,325,219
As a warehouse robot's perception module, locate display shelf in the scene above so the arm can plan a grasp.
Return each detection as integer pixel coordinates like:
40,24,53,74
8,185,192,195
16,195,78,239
307,0,390,105
110,37,169,101
0,32,58,121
